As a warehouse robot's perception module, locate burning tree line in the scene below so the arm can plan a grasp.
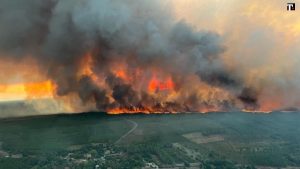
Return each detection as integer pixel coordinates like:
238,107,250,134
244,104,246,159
0,0,265,114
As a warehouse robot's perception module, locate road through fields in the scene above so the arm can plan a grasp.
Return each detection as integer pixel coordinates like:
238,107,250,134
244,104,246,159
115,119,138,144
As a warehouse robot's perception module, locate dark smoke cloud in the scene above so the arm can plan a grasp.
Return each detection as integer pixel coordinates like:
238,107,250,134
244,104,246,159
105,73,139,108
0,0,247,113
0,0,54,56
238,88,258,110
196,70,241,88
78,76,109,108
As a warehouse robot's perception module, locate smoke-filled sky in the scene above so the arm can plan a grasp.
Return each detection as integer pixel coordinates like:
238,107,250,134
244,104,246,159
0,0,300,117
172,0,300,110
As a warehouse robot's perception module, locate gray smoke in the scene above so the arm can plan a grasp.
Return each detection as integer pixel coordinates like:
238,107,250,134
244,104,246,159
0,0,249,112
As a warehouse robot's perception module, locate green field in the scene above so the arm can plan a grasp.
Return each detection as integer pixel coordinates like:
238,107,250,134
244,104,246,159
0,112,300,168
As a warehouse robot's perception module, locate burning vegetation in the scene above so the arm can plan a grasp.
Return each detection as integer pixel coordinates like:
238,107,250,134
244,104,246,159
0,0,298,116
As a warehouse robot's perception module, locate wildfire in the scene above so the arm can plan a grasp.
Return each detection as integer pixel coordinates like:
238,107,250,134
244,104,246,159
79,53,96,78
115,70,127,79
0,80,55,101
106,107,180,115
113,69,132,83
1,0,299,118
107,108,153,114
0,53,291,114
148,75,175,92
25,81,56,98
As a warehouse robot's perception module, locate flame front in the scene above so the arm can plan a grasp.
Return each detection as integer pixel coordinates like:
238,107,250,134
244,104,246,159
0,53,290,114
0,0,299,117
148,75,174,93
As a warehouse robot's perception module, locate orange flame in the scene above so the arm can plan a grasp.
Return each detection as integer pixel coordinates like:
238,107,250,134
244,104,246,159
24,81,56,98
0,52,293,114
148,75,174,92
79,53,92,74
0,80,55,101
113,69,131,83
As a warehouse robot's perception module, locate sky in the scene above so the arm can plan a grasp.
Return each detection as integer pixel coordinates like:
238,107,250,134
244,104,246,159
172,0,300,109
0,0,300,115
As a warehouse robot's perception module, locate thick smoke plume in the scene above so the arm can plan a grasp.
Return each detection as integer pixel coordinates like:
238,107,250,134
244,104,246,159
0,0,265,115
